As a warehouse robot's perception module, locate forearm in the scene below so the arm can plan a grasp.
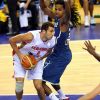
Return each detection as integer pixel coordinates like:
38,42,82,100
67,0,74,8
9,38,21,57
25,0,31,8
38,49,52,61
38,52,51,61
92,52,100,62
40,0,47,10
60,1,70,26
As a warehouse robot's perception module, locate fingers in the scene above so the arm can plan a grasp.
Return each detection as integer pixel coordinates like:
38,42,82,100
83,40,96,52
84,40,89,48
84,40,92,48
83,40,91,51
82,47,87,51
88,40,92,46
88,40,94,49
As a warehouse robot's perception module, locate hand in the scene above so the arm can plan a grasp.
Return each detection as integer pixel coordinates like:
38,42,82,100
83,40,96,55
19,2,28,10
36,57,41,62
24,4,28,9
18,53,26,63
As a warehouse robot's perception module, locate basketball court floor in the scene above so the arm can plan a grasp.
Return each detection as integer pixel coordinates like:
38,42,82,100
0,5,100,100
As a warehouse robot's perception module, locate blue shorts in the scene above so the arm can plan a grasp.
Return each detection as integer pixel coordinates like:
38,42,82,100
43,49,72,84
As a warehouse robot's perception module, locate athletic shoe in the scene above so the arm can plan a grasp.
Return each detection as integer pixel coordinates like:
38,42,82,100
90,17,96,25
60,97,70,100
84,16,90,27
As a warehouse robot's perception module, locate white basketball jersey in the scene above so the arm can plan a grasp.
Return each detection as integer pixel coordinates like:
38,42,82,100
14,30,56,59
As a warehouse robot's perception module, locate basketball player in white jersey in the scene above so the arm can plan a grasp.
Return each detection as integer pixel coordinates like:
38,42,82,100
9,22,56,100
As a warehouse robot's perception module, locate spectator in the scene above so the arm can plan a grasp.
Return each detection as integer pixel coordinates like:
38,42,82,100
17,0,39,30
6,0,19,35
38,0,52,28
0,0,8,34
80,0,96,27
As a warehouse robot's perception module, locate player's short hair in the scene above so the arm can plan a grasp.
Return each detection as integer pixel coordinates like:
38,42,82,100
55,0,65,9
41,22,54,31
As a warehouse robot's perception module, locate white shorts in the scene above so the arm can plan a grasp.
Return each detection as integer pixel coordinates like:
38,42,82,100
13,55,44,80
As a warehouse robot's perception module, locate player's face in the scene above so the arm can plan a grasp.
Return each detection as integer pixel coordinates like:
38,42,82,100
55,4,64,18
45,26,54,40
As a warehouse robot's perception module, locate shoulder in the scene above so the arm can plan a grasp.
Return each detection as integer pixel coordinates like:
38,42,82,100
29,30,41,37
50,36,56,41
52,36,56,40
49,36,56,46
29,30,41,34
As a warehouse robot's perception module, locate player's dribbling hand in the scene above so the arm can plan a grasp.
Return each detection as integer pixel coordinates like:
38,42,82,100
18,53,26,63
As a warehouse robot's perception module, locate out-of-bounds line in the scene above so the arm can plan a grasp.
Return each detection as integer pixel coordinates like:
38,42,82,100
0,95,100,100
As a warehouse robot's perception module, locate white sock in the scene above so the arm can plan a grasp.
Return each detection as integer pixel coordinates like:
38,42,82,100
84,15,90,26
85,16,89,20
49,93,59,100
57,89,67,99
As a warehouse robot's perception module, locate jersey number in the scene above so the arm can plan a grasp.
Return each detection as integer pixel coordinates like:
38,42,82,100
36,51,40,57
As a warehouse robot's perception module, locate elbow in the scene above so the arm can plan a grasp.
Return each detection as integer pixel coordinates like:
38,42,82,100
9,38,11,43
9,37,14,44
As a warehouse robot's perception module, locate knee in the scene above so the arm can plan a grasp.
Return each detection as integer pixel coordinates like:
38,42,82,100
42,81,46,84
42,81,46,86
51,84,60,90
34,81,43,91
35,84,43,91
15,81,24,93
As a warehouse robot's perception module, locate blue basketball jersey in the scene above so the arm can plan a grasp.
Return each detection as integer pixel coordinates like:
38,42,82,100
43,17,72,84
54,17,70,53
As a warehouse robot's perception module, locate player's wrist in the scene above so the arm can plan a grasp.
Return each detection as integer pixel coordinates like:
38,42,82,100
37,57,42,61
90,50,96,56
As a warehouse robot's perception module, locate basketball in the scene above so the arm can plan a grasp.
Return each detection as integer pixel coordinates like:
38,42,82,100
21,54,37,70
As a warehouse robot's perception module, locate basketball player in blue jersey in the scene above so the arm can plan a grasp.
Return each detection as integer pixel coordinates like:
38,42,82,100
40,0,80,100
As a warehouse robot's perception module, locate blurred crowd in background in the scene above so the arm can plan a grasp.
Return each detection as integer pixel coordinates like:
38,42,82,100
0,0,100,35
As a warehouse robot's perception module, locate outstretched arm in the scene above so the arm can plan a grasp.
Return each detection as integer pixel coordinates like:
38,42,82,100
40,0,55,18
60,1,71,32
83,40,100,62
24,0,31,9
78,84,100,100
67,0,74,8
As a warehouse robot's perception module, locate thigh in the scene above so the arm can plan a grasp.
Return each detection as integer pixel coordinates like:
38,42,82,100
33,79,42,85
7,0,17,10
13,56,26,78
43,56,72,84
33,79,43,89
89,0,95,4
27,60,44,80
